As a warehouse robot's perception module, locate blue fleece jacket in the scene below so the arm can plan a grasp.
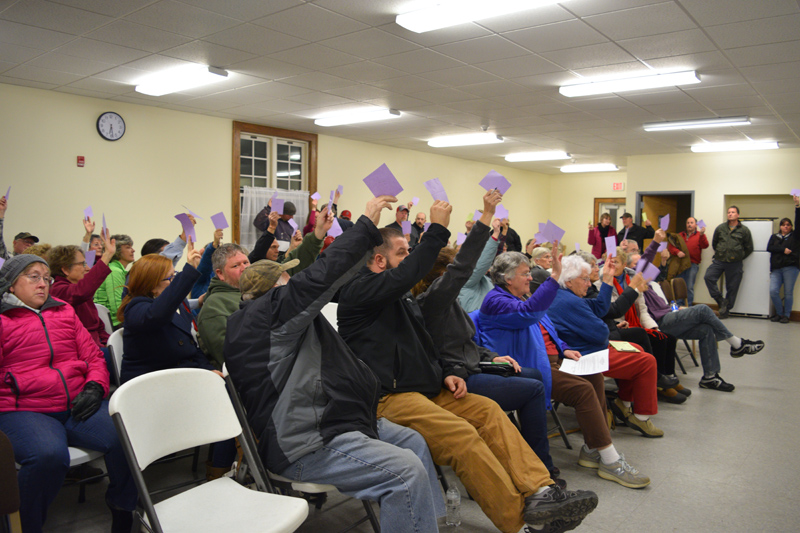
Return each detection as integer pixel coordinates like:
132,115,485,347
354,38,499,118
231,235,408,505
547,283,613,354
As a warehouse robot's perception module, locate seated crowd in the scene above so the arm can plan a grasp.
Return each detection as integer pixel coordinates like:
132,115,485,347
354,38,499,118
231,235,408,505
0,187,768,533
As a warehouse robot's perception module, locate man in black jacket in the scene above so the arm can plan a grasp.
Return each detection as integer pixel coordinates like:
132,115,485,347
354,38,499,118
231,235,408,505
338,201,598,533
616,213,654,251
225,196,444,533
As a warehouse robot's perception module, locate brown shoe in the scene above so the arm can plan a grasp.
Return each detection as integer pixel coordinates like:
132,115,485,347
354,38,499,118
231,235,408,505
657,387,687,404
624,414,664,438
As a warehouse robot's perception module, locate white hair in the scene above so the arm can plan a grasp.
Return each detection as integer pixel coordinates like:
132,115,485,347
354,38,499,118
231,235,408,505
558,255,590,288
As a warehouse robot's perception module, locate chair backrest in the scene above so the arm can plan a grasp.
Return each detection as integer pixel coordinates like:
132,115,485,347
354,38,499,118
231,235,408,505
107,328,124,385
109,368,241,470
659,280,674,302
321,302,338,331
95,303,113,335
671,276,688,300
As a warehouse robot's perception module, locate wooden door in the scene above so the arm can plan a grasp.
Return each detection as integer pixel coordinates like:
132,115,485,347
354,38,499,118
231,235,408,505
642,195,678,232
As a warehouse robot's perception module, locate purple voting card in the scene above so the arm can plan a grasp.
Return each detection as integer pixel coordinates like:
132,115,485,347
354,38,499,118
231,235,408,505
658,241,667,252
535,232,549,243
456,232,466,245
792,189,800,197
84,206,93,219
364,164,403,197
697,219,706,229
660,214,670,231
494,204,509,221
181,205,203,219
424,178,449,202
329,190,335,208
479,170,512,195
102,214,107,236
412,196,420,206
211,212,229,230
423,223,431,232
272,199,285,215
473,210,482,221
605,236,617,257
288,218,299,233
635,259,647,273
337,185,344,195
0,258,5,269
538,223,546,234
575,242,581,252
85,250,96,268
328,218,343,238
311,192,321,201
544,220,565,243
4,187,9,200
402,221,412,235
175,213,196,243
642,261,660,281
623,227,630,241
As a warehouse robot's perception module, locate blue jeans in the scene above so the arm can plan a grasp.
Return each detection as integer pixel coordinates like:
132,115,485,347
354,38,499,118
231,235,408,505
465,367,554,473
279,418,443,533
704,259,744,308
0,401,138,533
658,305,733,377
678,263,700,306
770,266,799,317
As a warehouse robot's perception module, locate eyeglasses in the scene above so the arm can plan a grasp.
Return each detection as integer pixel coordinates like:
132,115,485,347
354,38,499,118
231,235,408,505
23,274,53,285
162,274,176,282
72,261,88,267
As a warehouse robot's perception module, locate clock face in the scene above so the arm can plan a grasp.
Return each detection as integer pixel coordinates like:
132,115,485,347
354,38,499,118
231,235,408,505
97,112,125,141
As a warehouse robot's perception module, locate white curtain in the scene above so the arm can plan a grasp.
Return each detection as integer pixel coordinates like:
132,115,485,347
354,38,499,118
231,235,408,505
239,187,309,252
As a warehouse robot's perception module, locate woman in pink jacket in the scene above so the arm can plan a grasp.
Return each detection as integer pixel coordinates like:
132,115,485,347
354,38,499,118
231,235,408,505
0,255,136,533
587,213,617,259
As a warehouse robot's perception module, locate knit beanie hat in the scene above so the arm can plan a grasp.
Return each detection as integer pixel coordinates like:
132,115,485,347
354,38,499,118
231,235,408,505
0,254,49,295
239,259,300,301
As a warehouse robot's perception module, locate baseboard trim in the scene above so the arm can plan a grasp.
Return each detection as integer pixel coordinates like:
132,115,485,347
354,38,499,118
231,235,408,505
694,302,797,321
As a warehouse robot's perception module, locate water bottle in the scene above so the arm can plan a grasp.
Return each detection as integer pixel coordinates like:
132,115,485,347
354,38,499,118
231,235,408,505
670,300,679,312
445,486,461,527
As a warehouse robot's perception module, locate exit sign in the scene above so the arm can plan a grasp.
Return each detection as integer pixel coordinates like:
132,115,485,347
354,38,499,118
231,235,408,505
612,182,625,191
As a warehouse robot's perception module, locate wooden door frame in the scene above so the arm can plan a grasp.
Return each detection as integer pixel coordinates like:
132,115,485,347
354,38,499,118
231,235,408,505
593,197,626,226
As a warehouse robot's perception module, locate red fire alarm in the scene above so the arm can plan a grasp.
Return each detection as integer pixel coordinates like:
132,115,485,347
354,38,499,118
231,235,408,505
77,156,85,167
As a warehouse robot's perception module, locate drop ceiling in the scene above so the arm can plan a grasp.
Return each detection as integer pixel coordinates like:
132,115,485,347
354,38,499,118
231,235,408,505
2,0,799,173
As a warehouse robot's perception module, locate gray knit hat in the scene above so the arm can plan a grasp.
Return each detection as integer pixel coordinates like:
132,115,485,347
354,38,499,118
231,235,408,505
239,259,300,301
0,254,50,295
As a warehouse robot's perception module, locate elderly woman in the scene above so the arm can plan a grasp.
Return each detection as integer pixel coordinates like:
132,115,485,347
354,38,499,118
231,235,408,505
0,255,137,533
587,213,616,259
529,247,553,295
478,251,650,489
412,193,563,483
49,230,116,348
94,234,134,328
547,255,662,438
767,196,800,322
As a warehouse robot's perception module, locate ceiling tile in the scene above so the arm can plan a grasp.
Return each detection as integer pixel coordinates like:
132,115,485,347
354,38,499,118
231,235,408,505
123,54,195,73
474,4,574,33
514,71,583,91
0,19,74,50
541,42,636,70
565,0,669,17
644,51,733,72
319,28,419,59
86,21,193,53
323,84,394,101
93,65,149,84
0,42,45,64
417,66,500,87
280,71,356,91
269,44,361,70
54,38,149,64
313,0,405,26
504,20,608,53
707,14,800,50
228,56,310,80
459,80,529,98
161,40,257,66
408,87,476,105
622,87,695,105
740,61,800,82
373,49,463,74
473,55,563,79
49,0,155,17
322,60,406,82
584,3,697,40
725,41,800,68
26,52,114,76
618,29,716,60
753,78,800,96
679,0,799,26
367,75,445,93
285,91,354,107
0,0,112,34
205,24,308,56
378,21,491,47
2,64,82,85
54,86,117,99
226,81,313,99
67,77,143,95
124,1,240,39
433,35,530,64
0,74,58,89
179,0,303,21
362,93,430,109
253,4,368,41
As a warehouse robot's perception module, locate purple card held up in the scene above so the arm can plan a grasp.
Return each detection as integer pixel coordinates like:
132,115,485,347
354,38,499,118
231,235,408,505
544,220,565,243
175,213,196,243
288,218,299,233
102,214,107,236
535,232,549,244
272,199,285,215
658,241,667,252
660,214,670,231
423,223,431,232
402,220,412,235
642,261,660,281
792,189,800,197
329,190,335,207
4,186,9,200
473,210,482,221
327,217,343,238
211,212,229,230
412,196,420,205
424,178,449,202
479,170,512,195
494,204,509,221
539,223,546,232
697,219,706,229
85,250,96,268
337,185,344,195
575,242,581,252
363,164,403,197
623,227,630,241
84,206,93,219
635,259,647,273
181,205,203,219
605,236,617,257
0,258,5,269
311,192,321,201
456,232,466,245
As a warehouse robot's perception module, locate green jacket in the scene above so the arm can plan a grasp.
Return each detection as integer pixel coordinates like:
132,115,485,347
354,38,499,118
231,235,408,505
93,259,128,326
197,278,241,369
284,232,324,276
712,222,753,263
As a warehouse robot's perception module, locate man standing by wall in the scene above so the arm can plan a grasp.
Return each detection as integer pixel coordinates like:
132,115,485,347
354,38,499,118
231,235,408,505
669,217,709,306
616,213,654,251
704,206,753,318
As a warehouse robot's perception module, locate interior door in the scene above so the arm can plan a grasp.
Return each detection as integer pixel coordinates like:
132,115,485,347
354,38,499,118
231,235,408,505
642,195,678,231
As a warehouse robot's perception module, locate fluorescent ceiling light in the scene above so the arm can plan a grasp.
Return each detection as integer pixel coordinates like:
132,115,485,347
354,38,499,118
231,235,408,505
691,141,779,153
314,108,401,127
559,70,700,98
135,65,228,96
560,163,619,173
644,116,750,132
505,151,570,162
428,133,504,148
396,0,563,33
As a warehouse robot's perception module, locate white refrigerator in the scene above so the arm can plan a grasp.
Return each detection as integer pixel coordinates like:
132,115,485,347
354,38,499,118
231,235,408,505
730,219,773,318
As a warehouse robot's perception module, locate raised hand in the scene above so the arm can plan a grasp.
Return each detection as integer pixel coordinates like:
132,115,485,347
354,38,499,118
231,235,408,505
212,228,223,248
83,217,95,236
653,228,666,243
430,200,452,228
186,238,202,268
629,272,648,292
100,228,116,265
550,241,563,281
479,190,503,226
365,195,397,227
602,257,616,285
267,211,280,233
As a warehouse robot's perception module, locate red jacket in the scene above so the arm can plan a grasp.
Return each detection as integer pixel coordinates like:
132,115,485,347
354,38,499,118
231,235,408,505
0,296,109,413
50,260,112,347
668,231,709,264
587,225,617,259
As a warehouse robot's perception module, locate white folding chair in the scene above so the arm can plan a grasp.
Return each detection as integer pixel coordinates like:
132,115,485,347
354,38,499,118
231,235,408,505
109,368,307,533
95,303,114,336
106,328,124,387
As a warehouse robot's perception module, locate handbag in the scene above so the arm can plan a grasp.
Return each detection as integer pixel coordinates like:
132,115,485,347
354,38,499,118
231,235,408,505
479,362,515,377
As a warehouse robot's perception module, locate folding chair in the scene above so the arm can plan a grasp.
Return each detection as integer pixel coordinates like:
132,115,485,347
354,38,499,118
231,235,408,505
95,303,114,335
222,365,380,533
109,368,308,533
106,328,124,387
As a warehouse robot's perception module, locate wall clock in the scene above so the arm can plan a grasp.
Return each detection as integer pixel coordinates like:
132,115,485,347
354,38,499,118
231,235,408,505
97,111,125,141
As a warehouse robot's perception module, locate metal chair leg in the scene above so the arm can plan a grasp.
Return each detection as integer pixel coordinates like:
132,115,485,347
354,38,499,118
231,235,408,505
550,404,572,450
362,500,381,533
682,339,699,366
675,350,687,375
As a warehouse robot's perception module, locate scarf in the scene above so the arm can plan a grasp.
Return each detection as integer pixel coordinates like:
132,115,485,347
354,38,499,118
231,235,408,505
613,274,668,341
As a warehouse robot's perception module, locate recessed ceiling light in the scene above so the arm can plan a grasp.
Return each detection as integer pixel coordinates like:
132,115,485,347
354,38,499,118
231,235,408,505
559,70,700,98
690,141,779,153
135,65,228,96
560,163,619,173
314,108,401,127
428,133,504,148
644,116,751,132
505,151,570,162
396,0,565,33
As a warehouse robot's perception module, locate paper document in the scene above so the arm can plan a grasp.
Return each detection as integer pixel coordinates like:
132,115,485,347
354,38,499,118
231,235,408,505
609,341,638,352
559,349,609,376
